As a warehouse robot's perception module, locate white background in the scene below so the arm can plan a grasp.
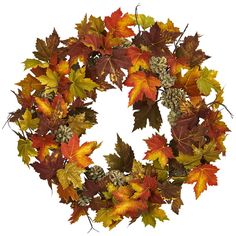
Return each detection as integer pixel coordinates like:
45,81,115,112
0,0,236,235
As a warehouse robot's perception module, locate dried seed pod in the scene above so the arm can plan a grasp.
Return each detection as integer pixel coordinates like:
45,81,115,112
78,195,92,207
108,170,126,186
150,56,168,74
160,72,176,88
55,125,73,143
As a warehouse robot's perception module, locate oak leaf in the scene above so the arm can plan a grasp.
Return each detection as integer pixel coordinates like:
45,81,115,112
57,162,84,190
61,134,99,168
124,71,161,106
186,164,219,199
144,134,173,168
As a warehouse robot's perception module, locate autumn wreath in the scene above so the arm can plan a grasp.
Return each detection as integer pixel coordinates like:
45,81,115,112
9,8,230,230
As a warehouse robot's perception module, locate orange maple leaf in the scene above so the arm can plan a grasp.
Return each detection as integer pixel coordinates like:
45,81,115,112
61,134,98,168
144,134,173,168
127,46,151,73
31,134,58,161
186,164,219,199
124,71,161,106
111,185,147,218
104,8,135,38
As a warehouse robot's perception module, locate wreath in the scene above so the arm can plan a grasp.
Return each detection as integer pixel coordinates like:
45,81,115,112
8,8,230,231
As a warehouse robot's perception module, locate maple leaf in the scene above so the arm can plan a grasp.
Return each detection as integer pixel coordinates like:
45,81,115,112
131,160,145,179
16,74,43,96
176,152,202,170
31,134,58,161
18,139,37,165
23,59,48,70
69,203,87,224
176,33,210,67
132,100,162,131
124,71,161,106
56,60,70,75
158,181,181,199
166,55,188,75
105,134,134,173
33,29,60,62
69,67,98,99
142,204,168,227
127,46,150,73
133,23,180,55
131,14,155,30
104,8,135,37
144,134,173,168
76,14,105,36
130,176,160,202
197,67,221,96
35,97,52,117
175,66,201,97
57,185,79,203
171,116,206,154
18,109,39,131
68,113,94,136
37,68,59,94
157,19,180,33
95,208,122,229
186,164,219,199
57,162,84,190
96,48,131,89
31,155,64,186
171,196,183,214
61,133,99,168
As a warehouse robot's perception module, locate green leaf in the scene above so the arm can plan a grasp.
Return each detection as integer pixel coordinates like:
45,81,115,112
176,152,202,170
197,67,220,96
69,67,98,98
131,14,155,29
56,163,84,190
17,139,37,165
23,59,48,70
105,134,135,172
133,100,162,131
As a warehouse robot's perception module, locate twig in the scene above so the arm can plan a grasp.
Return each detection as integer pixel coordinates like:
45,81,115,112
173,24,189,53
208,101,234,118
135,4,141,34
86,213,99,233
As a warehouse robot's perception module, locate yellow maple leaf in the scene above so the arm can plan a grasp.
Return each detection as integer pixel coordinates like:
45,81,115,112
18,109,39,131
37,68,59,94
56,163,84,190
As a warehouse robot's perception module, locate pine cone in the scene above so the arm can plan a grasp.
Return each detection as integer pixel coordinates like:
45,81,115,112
168,110,181,126
108,170,126,186
161,88,187,111
41,92,54,100
55,125,73,143
86,165,105,181
78,195,92,207
160,72,176,88
150,56,168,74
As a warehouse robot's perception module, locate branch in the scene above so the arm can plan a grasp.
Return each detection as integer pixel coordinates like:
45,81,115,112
173,24,189,53
86,213,99,234
208,101,234,118
135,4,141,34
